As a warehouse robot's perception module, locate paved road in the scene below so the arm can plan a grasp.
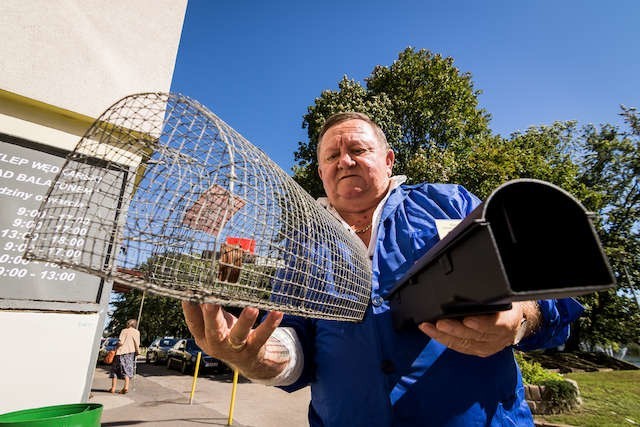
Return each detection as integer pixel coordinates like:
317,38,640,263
90,359,310,426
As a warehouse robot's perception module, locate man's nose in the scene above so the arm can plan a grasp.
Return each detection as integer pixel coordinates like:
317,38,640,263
337,152,356,168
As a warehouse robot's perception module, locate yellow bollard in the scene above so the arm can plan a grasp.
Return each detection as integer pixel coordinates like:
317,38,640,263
189,351,202,405
227,368,239,426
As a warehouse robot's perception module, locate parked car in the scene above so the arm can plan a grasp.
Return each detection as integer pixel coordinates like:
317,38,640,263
166,338,227,374
146,336,179,364
97,337,119,364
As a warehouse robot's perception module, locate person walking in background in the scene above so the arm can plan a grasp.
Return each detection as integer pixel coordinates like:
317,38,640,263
109,318,140,394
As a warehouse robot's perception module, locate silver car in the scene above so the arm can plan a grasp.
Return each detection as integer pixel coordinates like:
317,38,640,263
146,337,179,364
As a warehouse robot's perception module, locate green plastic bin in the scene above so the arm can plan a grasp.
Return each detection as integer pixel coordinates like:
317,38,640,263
0,403,102,427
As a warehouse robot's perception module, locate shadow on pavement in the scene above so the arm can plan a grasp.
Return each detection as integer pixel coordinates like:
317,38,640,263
102,418,228,426
96,360,251,383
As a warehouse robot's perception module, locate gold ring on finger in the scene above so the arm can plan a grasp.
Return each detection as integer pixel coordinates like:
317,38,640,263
227,336,247,352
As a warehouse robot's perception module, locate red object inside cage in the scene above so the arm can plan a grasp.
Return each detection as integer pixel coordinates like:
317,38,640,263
225,236,256,254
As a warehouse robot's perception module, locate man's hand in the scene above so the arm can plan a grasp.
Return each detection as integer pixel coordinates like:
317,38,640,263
418,301,539,357
182,302,288,380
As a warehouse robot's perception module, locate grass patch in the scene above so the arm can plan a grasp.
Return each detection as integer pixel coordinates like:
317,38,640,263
535,370,640,427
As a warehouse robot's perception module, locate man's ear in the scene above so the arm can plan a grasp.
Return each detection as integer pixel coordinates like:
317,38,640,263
318,165,324,180
386,150,395,176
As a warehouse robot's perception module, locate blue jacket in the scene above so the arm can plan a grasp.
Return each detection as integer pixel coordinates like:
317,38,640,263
279,183,584,426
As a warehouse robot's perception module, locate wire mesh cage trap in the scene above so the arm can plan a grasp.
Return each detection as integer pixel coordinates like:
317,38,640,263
24,92,372,321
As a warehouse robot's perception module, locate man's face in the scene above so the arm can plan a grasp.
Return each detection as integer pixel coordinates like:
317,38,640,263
317,119,394,213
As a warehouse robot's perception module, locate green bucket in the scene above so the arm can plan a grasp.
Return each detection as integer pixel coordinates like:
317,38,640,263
0,403,102,427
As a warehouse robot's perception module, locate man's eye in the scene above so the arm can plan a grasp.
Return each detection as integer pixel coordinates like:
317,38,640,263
326,153,338,161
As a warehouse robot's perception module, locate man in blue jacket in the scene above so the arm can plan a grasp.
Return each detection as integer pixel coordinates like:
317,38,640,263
183,112,583,426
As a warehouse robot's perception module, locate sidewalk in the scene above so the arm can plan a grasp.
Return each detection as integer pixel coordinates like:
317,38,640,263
90,360,310,426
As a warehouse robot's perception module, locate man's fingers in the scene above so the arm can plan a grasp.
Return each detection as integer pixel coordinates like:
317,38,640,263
461,314,501,332
250,311,284,349
433,319,494,342
186,303,283,361
182,301,205,340
420,322,482,355
201,303,232,343
228,307,260,346
419,322,456,346
419,320,512,357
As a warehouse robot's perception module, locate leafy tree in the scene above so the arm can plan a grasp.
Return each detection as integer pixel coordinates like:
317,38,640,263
572,291,640,352
107,290,189,346
366,48,491,168
577,107,640,297
566,107,640,350
450,122,588,199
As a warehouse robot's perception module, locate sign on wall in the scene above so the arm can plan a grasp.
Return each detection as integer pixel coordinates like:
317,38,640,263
0,133,121,311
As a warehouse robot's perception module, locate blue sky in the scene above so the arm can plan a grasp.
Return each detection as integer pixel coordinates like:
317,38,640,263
170,0,639,174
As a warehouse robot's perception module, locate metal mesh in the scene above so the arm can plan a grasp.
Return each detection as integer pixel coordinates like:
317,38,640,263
24,92,372,321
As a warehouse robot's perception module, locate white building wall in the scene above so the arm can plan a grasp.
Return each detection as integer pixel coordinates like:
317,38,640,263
0,311,102,411
1,0,187,118
0,0,187,414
